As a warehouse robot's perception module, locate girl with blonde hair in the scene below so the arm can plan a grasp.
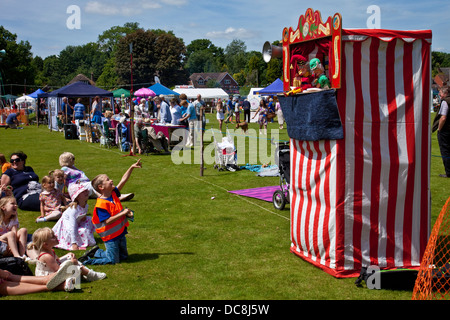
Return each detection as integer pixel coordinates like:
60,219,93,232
36,175,68,223
28,227,105,290
0,196,28,258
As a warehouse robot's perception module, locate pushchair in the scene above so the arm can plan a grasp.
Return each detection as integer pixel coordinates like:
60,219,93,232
116,121,131,152
99,120,116,148
212,128,238,171
273,142,290,210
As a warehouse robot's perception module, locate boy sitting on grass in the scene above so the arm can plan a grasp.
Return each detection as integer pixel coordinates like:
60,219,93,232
80,159,141,265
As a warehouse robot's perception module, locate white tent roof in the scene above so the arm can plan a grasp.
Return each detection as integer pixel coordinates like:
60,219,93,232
15,95,35,103
173,88,229,100
15,95,37,108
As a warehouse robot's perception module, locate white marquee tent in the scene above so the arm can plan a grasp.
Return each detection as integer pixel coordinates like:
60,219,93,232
15,95,36,109
173,88,229,100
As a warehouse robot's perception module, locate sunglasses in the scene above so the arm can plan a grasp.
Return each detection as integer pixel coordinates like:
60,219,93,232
10,158,22,163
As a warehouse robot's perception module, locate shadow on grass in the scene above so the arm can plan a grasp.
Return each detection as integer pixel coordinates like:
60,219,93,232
125,252,195,263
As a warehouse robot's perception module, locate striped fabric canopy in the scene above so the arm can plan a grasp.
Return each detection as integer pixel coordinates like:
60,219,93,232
289,29,432,278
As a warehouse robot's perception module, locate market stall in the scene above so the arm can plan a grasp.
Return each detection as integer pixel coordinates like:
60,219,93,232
38,81,113,137
277,8,431,278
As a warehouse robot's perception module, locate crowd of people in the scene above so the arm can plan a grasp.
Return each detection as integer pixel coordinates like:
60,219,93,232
0,150,142,296
14,91,287,159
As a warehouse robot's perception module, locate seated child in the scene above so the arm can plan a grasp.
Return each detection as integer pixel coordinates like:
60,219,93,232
0,154,11,174
52,182,96,251
51,169,70,199
82,159,141,265
37,175,69,223
0,196,28,258
28,227,106,291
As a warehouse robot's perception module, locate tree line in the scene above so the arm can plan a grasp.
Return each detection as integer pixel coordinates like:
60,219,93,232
2,22,449,97
0,23,282,96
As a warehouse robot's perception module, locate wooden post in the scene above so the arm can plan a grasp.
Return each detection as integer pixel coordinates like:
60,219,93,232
130,100,136,154
200,107,204,176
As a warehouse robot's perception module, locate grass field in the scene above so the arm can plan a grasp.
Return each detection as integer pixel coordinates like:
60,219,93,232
1,113,449,303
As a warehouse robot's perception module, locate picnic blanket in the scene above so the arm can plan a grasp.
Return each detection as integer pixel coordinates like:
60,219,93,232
228,185,280,202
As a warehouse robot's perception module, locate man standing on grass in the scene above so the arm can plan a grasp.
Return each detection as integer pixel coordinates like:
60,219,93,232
437,86,450,178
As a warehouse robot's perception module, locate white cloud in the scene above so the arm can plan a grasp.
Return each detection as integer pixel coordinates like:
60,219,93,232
85,0,177,16
206,27,256,40
161,0,187,5
85,2,121,15
141,0,163,10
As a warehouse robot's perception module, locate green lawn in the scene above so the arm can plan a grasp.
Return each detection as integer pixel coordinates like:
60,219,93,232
1,113,449,301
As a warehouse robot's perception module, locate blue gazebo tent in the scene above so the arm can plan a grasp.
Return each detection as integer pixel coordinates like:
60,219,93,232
29,88,45,99
37,81,113,130
148,83,180,96
43,81,113,98
255,78,284,96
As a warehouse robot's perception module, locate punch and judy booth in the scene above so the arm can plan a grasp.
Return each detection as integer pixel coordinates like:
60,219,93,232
278,9,432,278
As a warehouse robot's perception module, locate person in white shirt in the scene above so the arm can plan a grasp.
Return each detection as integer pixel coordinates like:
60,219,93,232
437,86,450,177
156,95,171,124
169,98,182,125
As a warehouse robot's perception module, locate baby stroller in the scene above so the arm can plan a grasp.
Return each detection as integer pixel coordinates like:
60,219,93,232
100,120,116,148
273,142,290,210
116,120,131,152
212,128,238,172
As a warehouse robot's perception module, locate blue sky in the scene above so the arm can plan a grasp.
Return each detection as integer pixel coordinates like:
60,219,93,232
0,0,449,59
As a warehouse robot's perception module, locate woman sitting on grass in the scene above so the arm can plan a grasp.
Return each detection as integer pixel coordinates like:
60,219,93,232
1,151,41,211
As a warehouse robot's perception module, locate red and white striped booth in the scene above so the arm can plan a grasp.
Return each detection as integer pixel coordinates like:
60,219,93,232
280,9,432,278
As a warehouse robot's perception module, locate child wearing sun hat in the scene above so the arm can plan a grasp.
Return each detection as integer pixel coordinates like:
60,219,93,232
52,181,96,251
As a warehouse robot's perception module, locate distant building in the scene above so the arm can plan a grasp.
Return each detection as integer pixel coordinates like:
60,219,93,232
434,67,450,89
189,72,239,95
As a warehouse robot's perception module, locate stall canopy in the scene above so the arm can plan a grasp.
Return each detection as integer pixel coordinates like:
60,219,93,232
38,81,114,131
2,94,18,100
112,88,130,98
149,83,180,96
15,95,35,103
42,81,113,98
255,78,284,96
134,87,155,97
29,88,45,99
173,88,229,100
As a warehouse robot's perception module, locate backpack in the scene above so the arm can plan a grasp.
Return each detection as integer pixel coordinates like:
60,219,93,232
355,266,418,290
0,257,33,276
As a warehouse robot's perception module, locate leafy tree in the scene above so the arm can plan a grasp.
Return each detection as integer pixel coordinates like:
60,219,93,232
432,51,450,77
97,22,141,56
233,71,246,86
185,50,217,73
265,58,283,85
96,56,119,89
154,32,187,87
115,29,188,89
38,55,62,88
246,52,266,86
224,39,247,74
0,26,35,95
185,39,224,74
57,42,107,85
